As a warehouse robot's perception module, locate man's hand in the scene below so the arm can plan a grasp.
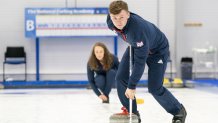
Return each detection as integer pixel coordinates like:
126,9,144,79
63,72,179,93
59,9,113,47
125,88,136,100
99,94,108,101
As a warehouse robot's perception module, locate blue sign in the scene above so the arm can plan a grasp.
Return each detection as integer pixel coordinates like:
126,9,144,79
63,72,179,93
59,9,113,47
25,8,110,38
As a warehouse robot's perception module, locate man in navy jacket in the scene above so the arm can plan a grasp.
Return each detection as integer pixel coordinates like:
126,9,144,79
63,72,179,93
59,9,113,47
107,1,186,123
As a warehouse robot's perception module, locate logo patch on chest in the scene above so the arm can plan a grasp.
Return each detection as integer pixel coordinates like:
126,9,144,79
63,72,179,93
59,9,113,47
136,41,144,47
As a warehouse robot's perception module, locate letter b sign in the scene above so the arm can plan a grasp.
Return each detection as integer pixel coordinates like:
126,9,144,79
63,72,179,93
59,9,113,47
26,20,35,31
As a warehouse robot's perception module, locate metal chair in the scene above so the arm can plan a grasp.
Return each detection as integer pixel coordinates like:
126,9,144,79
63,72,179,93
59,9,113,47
3,47,27,81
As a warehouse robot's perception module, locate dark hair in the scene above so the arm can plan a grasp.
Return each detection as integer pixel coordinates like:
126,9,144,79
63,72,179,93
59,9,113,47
109,0,128,15
88,42,114,71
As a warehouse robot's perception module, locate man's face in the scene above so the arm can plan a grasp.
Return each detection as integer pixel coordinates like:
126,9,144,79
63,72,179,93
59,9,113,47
110,10,130,30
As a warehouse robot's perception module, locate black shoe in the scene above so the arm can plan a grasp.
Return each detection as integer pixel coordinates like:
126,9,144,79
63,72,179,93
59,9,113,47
134,111,141,123
172,104,187,123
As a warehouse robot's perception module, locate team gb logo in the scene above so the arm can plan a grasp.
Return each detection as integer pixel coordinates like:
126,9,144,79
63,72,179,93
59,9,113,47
136,41,144,47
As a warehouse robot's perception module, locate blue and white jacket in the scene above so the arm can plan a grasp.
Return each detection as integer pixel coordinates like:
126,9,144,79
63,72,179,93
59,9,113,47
107,12,169,89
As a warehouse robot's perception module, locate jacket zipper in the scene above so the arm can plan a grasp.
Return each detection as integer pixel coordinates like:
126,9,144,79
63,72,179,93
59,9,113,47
113,28,127,41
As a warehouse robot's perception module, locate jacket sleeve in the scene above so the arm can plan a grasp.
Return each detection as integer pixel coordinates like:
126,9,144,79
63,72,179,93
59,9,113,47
128,32,149,89
87,65,101,96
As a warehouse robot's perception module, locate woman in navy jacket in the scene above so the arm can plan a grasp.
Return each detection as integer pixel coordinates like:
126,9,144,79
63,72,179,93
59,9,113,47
107,1,187,123
87,42,119,103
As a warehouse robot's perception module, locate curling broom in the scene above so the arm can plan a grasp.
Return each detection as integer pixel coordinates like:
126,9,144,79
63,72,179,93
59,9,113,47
109,45,143,123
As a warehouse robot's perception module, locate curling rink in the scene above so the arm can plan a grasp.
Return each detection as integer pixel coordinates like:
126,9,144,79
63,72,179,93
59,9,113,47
0,86,218,123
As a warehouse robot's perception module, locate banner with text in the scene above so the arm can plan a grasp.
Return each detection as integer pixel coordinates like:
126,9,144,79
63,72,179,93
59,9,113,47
25,8,116,38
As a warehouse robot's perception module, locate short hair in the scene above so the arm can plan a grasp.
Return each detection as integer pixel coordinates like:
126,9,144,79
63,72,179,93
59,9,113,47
109,0,128,15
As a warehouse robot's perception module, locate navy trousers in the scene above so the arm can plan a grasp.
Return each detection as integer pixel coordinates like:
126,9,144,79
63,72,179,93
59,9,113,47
116,48,182,115
94,69,116,96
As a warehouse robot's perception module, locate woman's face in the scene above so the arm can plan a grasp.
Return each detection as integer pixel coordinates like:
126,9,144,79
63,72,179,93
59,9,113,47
94,46,104,61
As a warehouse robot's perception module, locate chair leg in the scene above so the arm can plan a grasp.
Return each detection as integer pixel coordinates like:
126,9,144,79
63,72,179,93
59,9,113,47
25,63,27,81
170,61,173,81
3,63,5,81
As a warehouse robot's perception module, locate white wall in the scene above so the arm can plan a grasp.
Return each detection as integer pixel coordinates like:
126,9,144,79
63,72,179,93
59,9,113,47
0,0,176,81
176,0,218,78
159,0,176,75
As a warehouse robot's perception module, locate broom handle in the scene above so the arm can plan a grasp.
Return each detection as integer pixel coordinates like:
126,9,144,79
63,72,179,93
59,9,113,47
129,99,132,122
129,45,133,123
